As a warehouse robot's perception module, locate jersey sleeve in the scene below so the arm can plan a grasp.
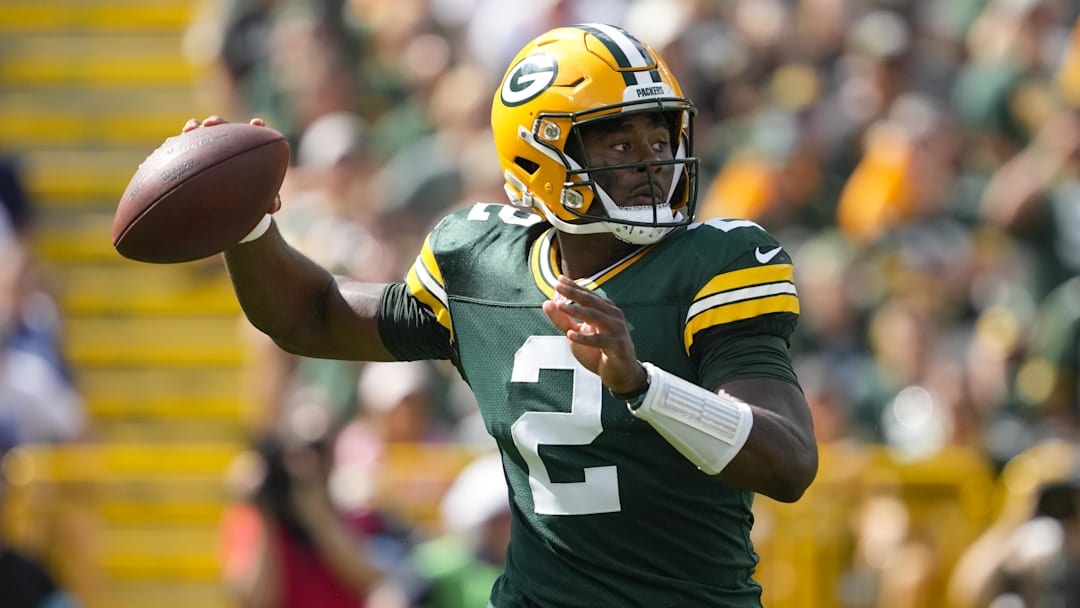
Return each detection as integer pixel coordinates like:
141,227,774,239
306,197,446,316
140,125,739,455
376,226,457,362
405,232,454,341
680,219,801,390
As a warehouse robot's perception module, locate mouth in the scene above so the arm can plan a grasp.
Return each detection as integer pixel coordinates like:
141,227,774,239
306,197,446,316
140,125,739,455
624,183,662,206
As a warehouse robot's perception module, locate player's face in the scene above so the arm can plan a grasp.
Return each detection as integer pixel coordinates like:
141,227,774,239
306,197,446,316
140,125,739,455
578,113,675,208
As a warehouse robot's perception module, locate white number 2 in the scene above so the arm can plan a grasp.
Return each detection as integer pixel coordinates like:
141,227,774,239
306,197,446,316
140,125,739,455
510,336,621,515
466,202,542,226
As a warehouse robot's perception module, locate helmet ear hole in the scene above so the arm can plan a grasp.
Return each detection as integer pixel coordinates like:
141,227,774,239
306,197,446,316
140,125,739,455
514,157,540,175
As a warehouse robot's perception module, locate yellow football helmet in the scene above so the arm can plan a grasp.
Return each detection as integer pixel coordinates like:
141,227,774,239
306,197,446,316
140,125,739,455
491,24,699,245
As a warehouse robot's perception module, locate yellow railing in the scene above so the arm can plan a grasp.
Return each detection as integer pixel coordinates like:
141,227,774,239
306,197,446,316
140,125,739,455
3,441,1069,608
0,441,479,608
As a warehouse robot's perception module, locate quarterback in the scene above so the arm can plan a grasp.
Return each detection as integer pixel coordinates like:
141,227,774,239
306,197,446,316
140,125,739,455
198,23,818,607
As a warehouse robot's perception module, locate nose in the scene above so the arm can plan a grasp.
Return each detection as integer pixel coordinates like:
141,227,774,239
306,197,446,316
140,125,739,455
634,143,664,171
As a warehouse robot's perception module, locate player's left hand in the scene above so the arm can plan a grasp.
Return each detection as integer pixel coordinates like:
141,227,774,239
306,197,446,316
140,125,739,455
542,276,648,396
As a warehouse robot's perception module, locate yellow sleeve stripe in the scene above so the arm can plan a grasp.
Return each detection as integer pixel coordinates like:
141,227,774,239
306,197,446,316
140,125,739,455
683,264,798,353
683,294,800,353
418,234,445,285
405,237,453,338
693,264,794,303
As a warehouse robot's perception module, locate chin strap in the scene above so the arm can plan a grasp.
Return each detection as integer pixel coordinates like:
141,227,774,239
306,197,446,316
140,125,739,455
626,362,754,475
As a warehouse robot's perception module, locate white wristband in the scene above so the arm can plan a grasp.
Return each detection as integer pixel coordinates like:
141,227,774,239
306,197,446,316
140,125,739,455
239,213,273,244
629,362,753,475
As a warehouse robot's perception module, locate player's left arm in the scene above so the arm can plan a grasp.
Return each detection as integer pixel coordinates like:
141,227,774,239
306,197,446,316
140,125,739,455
544,262,818,502
712,375,817,502
669,225,817,501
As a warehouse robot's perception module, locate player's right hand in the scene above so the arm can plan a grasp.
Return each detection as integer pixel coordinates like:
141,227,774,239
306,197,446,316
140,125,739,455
181,114,262,132
180,116,282,215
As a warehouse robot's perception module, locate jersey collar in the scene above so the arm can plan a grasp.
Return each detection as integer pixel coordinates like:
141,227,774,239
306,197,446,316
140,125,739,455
529,228,654,299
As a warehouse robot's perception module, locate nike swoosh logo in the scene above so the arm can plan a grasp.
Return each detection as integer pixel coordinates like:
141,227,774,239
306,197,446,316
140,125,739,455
755,246,783,264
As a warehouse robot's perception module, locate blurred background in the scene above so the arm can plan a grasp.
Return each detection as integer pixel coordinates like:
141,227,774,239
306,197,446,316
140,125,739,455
1,0,1080,607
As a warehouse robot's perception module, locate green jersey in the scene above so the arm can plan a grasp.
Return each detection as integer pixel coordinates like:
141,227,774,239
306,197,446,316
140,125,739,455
379,203,801,607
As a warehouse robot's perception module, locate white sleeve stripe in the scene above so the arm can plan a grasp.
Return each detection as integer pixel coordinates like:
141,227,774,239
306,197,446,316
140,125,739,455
686,282,798,320
414,256,449,309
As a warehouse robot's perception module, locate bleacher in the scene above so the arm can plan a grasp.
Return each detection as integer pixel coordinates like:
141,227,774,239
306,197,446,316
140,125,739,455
0,2,249,607
0,0,243,439
0,3,483,606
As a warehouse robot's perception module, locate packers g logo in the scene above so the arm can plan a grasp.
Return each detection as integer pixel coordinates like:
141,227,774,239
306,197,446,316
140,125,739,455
501,53,558,107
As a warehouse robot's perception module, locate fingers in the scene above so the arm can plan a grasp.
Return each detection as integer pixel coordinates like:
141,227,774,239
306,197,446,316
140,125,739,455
547,280,627,351
554,277,614,308
543,292,607,342
554,276,591,299
545,309,603,346
180,115,266,133
181,116,221,133
546,278,642,386
552,278,622,331
556,277,642,348
542,299,573,333
566,325,614,349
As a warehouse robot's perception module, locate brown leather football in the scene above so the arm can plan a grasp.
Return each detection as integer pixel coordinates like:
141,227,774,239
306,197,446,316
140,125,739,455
113,122,290,263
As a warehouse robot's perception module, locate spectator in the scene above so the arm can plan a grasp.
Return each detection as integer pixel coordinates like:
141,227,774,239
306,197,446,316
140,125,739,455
0,448,81,608
949,440,1080,608
391,451,511,608
1011,273,1080,437
978,103,1080,299
986,467,1080,607
219,404,406,608
0,214,84,449
330,361,456,523
0,157,33,242
186,0,367,147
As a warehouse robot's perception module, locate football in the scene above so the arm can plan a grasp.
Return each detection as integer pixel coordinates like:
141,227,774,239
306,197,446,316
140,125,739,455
112,122,290,263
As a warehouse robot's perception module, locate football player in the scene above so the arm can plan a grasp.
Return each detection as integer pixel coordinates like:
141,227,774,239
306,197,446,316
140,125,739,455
198,23,818,607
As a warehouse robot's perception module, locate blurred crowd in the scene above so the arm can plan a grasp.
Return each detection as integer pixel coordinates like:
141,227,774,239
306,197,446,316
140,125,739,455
177,0,1080,606
177,0,1080,468
2,0,1080,606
